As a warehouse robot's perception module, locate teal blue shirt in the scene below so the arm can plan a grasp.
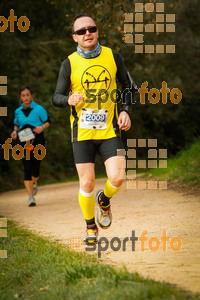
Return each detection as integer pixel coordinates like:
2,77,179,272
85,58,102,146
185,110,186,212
14,100,48,130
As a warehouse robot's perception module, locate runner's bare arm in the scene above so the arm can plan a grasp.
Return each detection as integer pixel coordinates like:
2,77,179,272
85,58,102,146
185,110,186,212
33,121,50,134
11,125,19,140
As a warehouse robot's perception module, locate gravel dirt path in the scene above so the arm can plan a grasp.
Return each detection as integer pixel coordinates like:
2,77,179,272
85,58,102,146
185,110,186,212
0,179,199,293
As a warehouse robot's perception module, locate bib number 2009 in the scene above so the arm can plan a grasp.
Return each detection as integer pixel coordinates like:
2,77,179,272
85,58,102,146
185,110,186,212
85,114,106,122
79,108,108,130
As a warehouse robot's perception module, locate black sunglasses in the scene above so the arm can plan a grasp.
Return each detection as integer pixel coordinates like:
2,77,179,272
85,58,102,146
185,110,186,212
73,26,97,36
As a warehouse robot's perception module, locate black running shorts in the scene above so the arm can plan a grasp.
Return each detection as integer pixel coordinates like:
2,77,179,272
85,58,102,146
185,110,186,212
72,137,124,164
22,150,41,180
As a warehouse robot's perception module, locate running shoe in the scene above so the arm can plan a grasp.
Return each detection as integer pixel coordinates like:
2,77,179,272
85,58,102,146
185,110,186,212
83,228,98,245
96,190,112,229
33,182,38,196
28,196,36,207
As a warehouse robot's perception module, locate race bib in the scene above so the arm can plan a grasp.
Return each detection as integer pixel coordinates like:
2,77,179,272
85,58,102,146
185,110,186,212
18,128,35,142
79,108,108,130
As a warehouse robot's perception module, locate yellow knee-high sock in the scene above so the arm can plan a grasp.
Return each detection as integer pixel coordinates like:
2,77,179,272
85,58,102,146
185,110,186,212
79,189,95,220
104,180,122,198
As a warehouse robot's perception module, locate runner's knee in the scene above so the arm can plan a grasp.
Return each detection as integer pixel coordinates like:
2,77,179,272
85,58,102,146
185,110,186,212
80,178,95,193
108,176,124,187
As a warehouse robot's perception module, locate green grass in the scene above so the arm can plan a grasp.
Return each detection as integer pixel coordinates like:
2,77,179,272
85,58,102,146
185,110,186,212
0,221,199,300
146,139,200,187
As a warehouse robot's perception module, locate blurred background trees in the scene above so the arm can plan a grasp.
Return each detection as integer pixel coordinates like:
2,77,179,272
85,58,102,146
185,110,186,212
0,0,199,191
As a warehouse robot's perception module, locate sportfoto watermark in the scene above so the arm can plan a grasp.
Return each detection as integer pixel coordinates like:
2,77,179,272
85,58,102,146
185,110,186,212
68,230,182,258
124,2,176,54
0,218,7,259
0,9,30,32
117,138,168,190
72,80,182,109
1,138,46,160
139,81,182,104
0,76,7,116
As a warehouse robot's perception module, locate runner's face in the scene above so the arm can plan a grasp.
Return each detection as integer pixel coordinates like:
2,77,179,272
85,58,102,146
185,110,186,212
20,89,32,107
73,17,98,52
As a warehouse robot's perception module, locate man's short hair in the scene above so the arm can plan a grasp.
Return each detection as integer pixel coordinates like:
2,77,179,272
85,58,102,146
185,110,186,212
72,14,95,32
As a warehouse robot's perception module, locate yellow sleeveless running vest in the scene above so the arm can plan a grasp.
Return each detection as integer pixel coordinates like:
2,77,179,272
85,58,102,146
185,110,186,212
68,46,118,142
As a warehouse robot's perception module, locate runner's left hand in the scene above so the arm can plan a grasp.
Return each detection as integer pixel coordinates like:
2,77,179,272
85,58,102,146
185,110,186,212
118,111,131,131
33,126,43,134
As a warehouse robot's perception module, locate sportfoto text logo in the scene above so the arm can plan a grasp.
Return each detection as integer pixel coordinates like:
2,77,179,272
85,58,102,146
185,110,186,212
1,138,46,161
68,230,182,258
71,80,182,110
0,9,30,32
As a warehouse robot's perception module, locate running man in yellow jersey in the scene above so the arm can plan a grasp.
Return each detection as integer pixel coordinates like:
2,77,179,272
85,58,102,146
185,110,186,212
53,14,135,244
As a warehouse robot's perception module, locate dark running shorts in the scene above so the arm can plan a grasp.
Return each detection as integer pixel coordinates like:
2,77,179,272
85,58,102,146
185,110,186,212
22,150,41,180
72,137,124,164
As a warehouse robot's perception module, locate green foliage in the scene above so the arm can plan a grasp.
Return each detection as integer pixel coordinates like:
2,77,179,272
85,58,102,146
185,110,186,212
0,220,199,299
147,138,200,187
0,0,199,192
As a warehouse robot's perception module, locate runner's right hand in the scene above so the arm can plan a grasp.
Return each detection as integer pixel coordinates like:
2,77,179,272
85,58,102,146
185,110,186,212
68,92,84,106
